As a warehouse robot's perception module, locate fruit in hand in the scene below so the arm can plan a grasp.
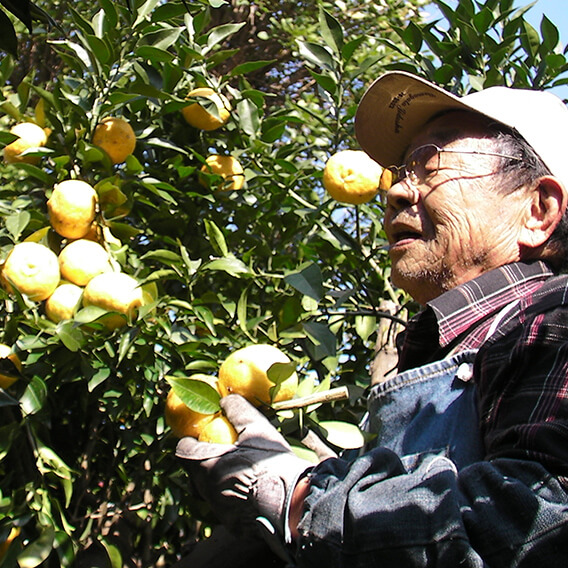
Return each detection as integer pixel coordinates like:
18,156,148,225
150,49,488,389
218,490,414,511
165,388,217,439
1,242,60,301
322,149,383,205
92,117,136,164
197,415,238,444
182,87,231,131
199,155,245,191
217,344,298,406
47,179,98,239
4,122,48,164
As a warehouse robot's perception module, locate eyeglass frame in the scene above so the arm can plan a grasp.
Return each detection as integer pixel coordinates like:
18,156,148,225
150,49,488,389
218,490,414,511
378,143,524,192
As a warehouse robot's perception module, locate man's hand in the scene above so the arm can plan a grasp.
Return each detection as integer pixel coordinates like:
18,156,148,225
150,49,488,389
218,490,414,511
175,394,312,542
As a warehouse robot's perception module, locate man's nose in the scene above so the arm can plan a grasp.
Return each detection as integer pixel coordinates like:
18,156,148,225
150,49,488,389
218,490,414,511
385,180,420,210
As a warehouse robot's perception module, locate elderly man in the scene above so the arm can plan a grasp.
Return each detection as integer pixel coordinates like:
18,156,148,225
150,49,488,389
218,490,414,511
176,72,568,567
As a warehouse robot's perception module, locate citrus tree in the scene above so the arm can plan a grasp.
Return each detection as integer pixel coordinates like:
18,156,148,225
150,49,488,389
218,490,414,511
0,0,566,566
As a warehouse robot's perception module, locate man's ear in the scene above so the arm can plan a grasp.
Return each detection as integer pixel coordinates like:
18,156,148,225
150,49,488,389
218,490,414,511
519,176,568,251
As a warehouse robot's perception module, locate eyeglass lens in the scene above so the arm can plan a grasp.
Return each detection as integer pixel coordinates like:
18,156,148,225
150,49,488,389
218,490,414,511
379,144,440,192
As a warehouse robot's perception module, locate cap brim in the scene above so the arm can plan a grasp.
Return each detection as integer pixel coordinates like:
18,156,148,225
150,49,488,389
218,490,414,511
355,71,471,167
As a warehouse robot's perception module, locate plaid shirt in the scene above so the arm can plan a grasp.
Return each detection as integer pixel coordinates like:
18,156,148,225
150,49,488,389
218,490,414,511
397,260,568,481
297,261,568,566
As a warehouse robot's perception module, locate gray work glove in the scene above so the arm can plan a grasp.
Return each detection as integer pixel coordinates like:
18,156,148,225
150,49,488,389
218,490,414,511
175,394,312,546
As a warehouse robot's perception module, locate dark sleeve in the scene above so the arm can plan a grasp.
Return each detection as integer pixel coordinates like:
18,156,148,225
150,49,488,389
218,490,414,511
477,303,568,479
295,450,568,567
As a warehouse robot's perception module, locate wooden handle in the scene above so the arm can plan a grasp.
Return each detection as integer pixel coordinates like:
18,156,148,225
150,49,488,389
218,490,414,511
271,385,349,410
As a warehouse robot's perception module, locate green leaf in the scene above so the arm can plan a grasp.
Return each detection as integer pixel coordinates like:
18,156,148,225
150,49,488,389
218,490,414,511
0,10,17,57
88,367,111,392
21,376,47,415
135,45,175,63
204,218,228,257
167,376,221,414
355,315,376,342
540,14,559,52
203,256,253,277
36,444,72,480
284,263,323,301
101,538,122,568
55,322,84,352
84,34,111,64
472,7,494,34
520,20,540,60
1,0,32,31
133,0,161,27
13,163,54,185
229,60,274,77
99,0,118,28
236,97,260,137
237,288,250,334
206,22,246,51
139,27,183,50
5,210,30,241
267,361,296,385
318,420,365,449
309,70,337,96
17,524,55,568
401,22,423,52
303,321,336,360
296,40,335,70
141,248,182,266
318,8,343,55
342,36,365,63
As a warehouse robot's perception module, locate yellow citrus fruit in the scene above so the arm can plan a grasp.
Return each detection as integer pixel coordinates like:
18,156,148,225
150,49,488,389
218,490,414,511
217,344,298,407
58,239,113,286
0,343,22,390
199,155,245,191
92,117,136,164
82,272,144,329
4,122,48,164
197,415,238,444
182,87,231,131
44,282,83,323
165,377,220,438
322,150,383,205
47,180,98,239
1,242,60,301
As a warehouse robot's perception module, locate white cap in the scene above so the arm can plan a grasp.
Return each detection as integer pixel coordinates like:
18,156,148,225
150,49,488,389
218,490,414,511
355,71,568,189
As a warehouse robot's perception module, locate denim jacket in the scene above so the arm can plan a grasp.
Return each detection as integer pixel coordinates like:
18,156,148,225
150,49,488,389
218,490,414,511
295,339,568,567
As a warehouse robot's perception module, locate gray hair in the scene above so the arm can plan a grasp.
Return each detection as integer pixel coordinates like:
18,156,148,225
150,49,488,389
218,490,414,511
489,126,568,273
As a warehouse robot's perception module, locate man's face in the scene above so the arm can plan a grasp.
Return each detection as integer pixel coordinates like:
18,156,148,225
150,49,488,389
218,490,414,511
384,112,530,304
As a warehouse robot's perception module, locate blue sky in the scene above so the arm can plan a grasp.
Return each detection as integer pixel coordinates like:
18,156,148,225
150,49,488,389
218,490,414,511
522,0,568,31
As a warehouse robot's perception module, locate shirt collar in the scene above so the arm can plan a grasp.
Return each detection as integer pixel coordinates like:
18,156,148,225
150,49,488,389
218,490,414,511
425,261,553,347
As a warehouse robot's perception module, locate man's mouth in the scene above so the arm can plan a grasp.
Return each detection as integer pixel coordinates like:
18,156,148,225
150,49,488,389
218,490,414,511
389,230,423,247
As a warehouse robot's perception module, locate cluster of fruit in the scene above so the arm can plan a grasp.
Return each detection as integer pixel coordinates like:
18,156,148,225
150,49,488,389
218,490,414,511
0,88,243,327
0,179,144,330
165,344,299,444
0,88,302,440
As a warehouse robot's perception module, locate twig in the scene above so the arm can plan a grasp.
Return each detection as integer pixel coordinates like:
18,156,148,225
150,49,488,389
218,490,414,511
272,386,349,410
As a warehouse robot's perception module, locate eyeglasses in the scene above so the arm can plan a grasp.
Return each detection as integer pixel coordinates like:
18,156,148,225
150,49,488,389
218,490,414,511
378,143,523,192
